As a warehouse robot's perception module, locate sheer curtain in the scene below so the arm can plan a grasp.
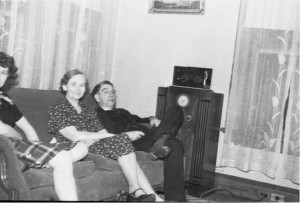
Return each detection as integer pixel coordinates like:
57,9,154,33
219,0,299,184
0,0,119,90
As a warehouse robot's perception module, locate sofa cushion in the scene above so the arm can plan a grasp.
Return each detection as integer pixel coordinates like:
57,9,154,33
86,151,164,170
136,151,164,186
23,159,96,189
85,153,121,171
77,152,164,201
85,151,164,187
26,153,164,201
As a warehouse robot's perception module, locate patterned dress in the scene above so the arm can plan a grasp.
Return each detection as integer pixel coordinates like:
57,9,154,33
48,97,134,160
0,91,77,169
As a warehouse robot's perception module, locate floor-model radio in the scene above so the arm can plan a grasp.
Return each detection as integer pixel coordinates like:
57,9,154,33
156,86,223,197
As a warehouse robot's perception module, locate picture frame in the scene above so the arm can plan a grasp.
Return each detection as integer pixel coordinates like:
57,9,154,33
149,0,205,15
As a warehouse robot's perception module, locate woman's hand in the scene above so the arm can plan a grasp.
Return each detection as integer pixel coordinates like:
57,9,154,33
81,139,96,147
124,131,145,141
15,116,40,141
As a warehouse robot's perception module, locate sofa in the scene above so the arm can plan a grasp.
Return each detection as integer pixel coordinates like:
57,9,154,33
0,87,164,201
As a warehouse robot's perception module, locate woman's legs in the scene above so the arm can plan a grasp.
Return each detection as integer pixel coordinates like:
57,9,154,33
136,164,164,201
48,142,89,201
117,152,164,201
117,152,140,194
69,142,89,162
48,150,78,201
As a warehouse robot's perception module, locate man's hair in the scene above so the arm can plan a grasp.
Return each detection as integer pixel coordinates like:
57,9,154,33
0,52,19,91
59,69,90,96
91,80,114,98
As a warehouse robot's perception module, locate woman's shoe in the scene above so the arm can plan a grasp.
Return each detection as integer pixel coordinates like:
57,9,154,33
127,188,156,202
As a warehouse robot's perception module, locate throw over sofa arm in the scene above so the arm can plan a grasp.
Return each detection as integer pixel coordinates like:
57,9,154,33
0,136,30,200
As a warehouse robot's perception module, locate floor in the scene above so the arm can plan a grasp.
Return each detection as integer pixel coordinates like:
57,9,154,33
103,188,270,202
185,189,262,202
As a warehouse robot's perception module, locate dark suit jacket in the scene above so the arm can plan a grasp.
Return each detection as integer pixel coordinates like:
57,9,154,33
95,106,151,134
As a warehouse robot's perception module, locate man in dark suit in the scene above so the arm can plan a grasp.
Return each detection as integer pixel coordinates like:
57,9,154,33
91,81,186,202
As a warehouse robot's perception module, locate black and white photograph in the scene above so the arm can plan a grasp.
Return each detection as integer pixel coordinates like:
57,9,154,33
0,0,299,202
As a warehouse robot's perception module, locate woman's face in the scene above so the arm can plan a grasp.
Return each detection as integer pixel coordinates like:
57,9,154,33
0,66,9,89
63,74,86,101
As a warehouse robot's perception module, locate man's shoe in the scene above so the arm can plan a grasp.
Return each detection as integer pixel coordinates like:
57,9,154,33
148,146,170,160
148,134,171,160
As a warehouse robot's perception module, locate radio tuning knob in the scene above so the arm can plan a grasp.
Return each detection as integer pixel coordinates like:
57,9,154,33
179,75,188,82
186,115,192,122
194,76,202,83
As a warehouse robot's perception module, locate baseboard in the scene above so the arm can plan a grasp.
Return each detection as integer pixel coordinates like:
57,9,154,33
214,173,299,202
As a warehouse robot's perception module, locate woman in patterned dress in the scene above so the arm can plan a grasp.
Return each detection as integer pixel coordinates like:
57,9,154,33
0,52,88,201
48,69,164,202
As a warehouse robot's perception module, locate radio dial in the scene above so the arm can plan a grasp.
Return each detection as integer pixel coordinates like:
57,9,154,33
177,94,190,108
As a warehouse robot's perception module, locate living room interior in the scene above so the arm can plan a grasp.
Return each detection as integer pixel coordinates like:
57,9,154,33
0,0,299,202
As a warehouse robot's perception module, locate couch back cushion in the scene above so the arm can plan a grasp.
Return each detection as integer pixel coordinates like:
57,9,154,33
7,88,98,143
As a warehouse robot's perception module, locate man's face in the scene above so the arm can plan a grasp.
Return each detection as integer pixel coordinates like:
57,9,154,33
95,84,116,109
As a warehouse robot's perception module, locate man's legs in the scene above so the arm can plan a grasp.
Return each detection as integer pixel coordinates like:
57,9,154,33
151,105,184,141
132,138,186,201
163,139,186,201
132,105,183,152
131,131,153,151
132,127,174,160
133,105,186,198
147,105,184,159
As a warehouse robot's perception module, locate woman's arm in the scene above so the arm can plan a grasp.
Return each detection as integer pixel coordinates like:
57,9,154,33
0,120,22,140
59,126,116,142
15,116,40,142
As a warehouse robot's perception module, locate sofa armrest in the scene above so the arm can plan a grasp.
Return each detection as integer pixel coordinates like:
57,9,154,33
0,136,30,200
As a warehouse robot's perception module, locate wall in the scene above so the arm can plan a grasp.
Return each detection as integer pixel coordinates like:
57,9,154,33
112,0,239,121
110,0,298,191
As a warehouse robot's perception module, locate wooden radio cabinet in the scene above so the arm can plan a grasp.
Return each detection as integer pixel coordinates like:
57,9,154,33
156,86,223,197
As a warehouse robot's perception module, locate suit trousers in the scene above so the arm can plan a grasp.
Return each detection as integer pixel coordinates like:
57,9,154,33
132,106,186,201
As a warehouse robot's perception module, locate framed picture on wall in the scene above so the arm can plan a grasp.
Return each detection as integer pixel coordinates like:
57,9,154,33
149,0,205,15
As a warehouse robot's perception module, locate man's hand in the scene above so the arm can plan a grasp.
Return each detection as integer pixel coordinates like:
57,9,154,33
124,131,145,141
149,116,161,127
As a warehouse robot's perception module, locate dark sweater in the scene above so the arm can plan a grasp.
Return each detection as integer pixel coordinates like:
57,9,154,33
95,106,151,134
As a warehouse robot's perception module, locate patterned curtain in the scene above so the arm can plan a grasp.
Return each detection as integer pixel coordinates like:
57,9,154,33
0,0,119,90
219,0,299,185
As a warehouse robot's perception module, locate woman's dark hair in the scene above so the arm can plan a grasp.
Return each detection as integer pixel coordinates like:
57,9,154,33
91,80,114,98
0,52,19,91
59,69,90,96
